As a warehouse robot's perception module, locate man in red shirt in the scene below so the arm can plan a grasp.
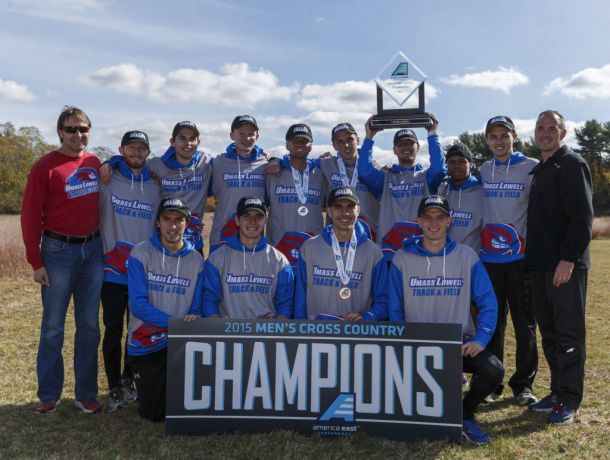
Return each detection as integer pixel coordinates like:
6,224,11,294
21,106,104,414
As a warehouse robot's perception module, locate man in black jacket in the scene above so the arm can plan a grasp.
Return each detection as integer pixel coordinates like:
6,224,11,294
525,110,593,424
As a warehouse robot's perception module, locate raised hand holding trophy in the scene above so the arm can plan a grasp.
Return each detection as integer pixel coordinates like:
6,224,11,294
371,51,434,129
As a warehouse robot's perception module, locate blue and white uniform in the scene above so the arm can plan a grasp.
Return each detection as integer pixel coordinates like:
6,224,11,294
295,221,387,321
437,174,484,251
99,157,160,284
201,235,294,319
127,234,204,356
389,236,497,347
209,144,268,249
266,155,327,267
357,136,446,261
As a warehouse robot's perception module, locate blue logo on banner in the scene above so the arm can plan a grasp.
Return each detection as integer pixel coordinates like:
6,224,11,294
318,393,356,422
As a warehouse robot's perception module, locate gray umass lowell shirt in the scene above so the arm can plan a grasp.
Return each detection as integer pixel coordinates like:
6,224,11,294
209,144,268,248
266,156,327,264
319,155,380,240
295,222,388,321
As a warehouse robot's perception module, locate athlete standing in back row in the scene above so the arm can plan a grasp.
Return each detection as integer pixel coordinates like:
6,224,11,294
319,123,380,240
208,115,268,251
480,115,539,405
357,114,445,262
99,130,160,412
266,123,327,268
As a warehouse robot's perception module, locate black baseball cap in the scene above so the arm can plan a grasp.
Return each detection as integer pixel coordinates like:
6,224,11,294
172,121,200,139
121,130,149,148
157,198,191,220
331,122,357,140
485,115,515,135
237,196,267,216
446,143,473,161
418,195,450,217
231,115,259,131
393,129,419,146
286,123,313,142
327,186,360,206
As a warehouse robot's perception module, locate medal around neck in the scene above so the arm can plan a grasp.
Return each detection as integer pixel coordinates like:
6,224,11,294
371,51,433,129
339,287,351,299
297,205,309,216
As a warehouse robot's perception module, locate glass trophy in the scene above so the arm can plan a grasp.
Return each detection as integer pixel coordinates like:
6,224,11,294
371,51,433,129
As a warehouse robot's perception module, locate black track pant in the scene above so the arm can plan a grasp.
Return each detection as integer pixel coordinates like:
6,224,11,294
463,349,504,419
529,268,587,410
129,348,167,422
100,282,132,390
485,260,538,396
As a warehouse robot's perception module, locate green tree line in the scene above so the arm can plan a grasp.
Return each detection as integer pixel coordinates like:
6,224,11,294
1,120,609,215
0,122,116,214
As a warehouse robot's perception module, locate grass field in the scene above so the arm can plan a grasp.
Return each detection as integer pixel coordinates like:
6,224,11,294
0,216,608,459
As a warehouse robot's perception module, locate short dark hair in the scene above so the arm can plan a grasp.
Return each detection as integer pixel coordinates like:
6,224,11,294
537,109,565,130
56,106,91,143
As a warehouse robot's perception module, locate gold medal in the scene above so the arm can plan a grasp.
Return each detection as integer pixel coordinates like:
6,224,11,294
339,287,351,299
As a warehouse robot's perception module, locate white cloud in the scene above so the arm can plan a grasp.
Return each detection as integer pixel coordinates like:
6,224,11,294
81,63,299,107
543,64,610,99
297,81,375,112
297,80,439,114
0,79,36,102
440,66,529,94
81,63,146,93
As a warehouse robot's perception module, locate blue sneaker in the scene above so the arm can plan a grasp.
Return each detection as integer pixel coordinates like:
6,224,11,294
529,394,557,412
548,403,576,424
462,418,492,445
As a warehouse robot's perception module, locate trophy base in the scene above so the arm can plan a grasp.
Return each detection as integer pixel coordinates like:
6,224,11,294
370,115,433,129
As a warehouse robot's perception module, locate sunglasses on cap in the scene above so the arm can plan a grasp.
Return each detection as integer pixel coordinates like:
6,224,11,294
62,126,90,134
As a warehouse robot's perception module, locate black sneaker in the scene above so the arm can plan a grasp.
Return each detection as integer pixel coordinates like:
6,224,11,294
105,388,127,413
529,394,558,413
121,378,138,403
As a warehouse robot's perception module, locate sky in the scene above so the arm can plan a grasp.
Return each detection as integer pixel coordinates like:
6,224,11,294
2,0,610,165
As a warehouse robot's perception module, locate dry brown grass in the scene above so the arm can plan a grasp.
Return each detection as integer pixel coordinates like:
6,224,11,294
0,236,608,458
0,215,30,278
0,213,216,277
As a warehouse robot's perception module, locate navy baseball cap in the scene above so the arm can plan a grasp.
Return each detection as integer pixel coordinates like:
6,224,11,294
327,186,360,206
485,115,515,135
446,143,473,161
237,196,267,216
331,122,357,140
418,195,450,217
231,115,259,131
172,121,200,138
121,130,149,148
393,129,419,146
157,198,191,220
286,123,313,142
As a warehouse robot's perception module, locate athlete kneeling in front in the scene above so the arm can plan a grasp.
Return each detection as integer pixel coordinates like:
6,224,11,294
388,195,503,445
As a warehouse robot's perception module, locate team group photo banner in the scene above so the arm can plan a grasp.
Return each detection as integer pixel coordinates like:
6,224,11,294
166,318,463,442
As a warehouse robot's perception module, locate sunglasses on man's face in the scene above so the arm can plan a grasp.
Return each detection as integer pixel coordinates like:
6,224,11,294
62,126,90,134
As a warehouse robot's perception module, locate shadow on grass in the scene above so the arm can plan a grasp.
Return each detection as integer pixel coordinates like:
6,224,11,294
0,399,462,460
477,397,552,438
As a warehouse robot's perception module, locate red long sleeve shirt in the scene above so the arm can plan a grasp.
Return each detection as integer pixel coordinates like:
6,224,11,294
21,150,101,270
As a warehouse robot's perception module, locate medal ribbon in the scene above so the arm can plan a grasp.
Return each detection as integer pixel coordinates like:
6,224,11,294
291,163,310,205
337,157,358,188
330,227,357,287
